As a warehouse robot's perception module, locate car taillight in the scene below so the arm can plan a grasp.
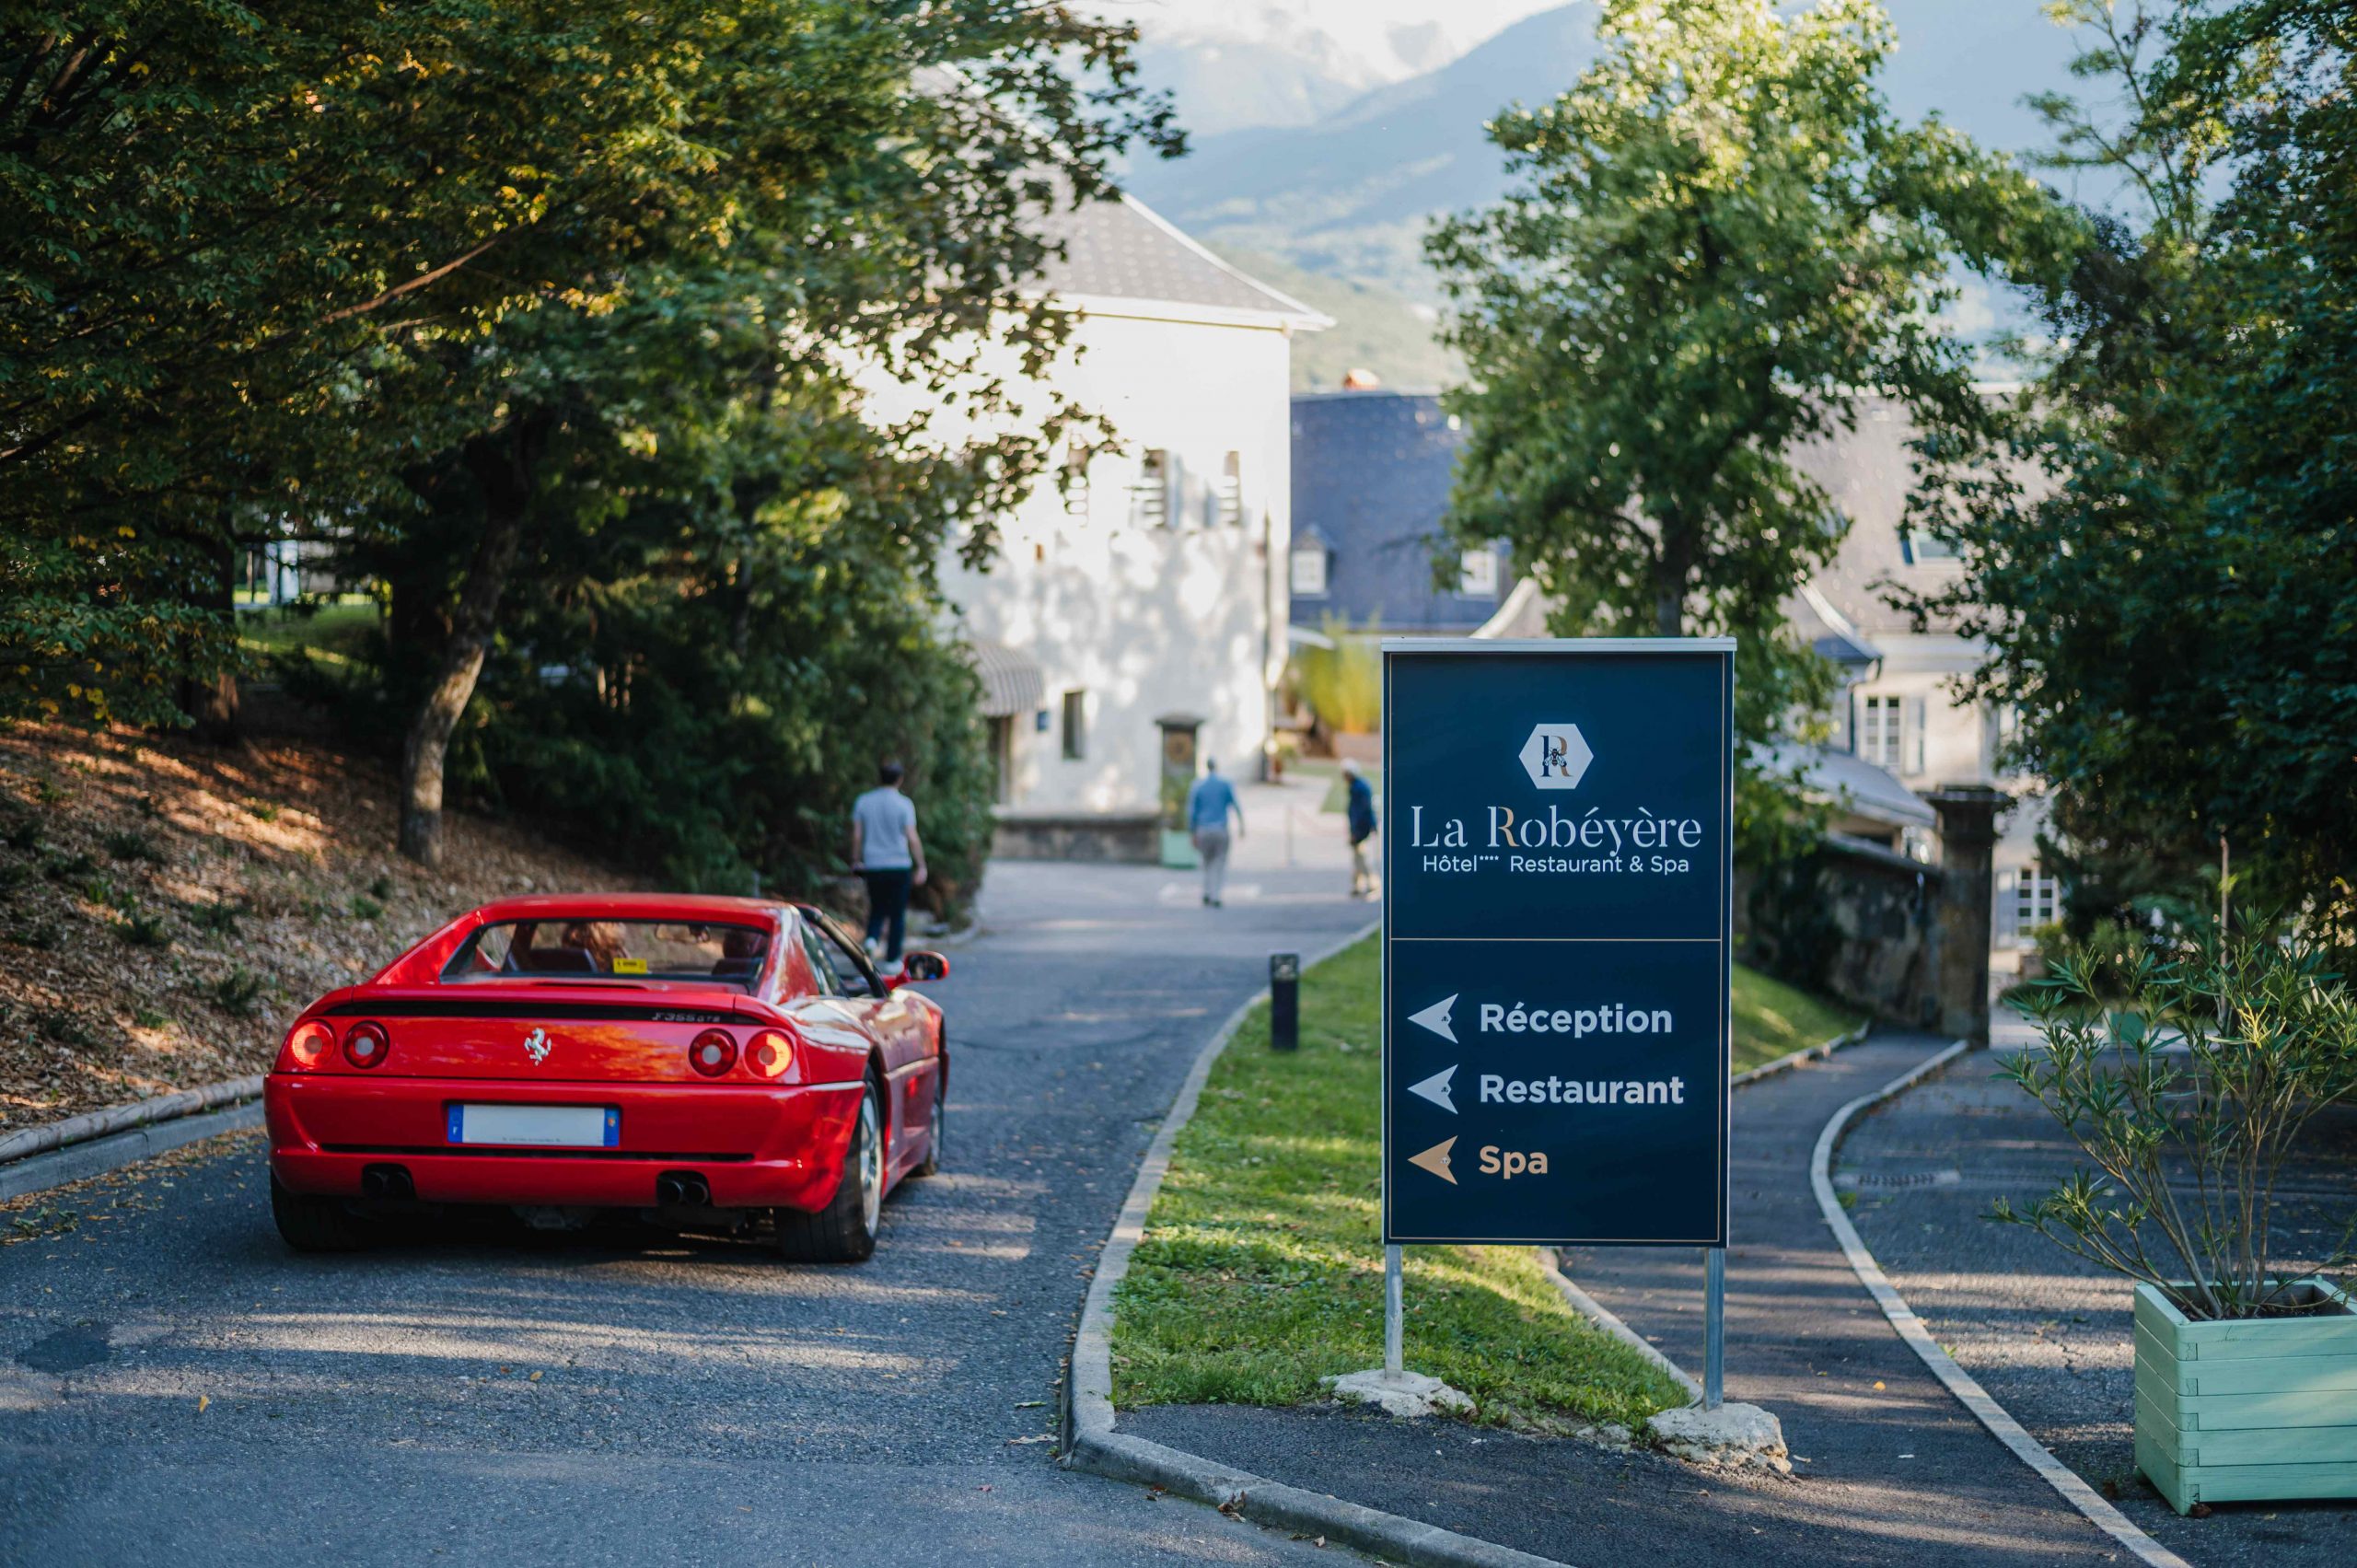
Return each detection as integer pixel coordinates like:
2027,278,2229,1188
690,1029,737,1077
746,1029,793,1080
284,1021,334,1071
343,1020,391,1069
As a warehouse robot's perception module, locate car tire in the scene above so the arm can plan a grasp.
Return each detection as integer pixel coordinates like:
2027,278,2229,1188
776,1077,882,1263
270,1175,373,1253
910,1069,945,1179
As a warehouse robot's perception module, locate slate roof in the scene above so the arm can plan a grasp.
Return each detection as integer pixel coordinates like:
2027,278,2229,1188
1030,192,1329,327
1292,389,1499,633
1787,390,2038,635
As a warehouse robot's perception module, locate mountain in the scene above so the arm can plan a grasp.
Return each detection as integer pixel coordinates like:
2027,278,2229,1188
1125,4,1604,300
1124,1,2111,373
1205,247,1465,393
1093,0,1563,134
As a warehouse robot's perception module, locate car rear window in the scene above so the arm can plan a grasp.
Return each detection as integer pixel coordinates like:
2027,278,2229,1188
442,920,772,988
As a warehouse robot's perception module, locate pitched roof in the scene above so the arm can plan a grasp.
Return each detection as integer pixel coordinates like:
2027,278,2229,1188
1031,192,1330,330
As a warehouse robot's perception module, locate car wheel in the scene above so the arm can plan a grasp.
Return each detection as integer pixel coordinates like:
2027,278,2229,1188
270,1175,374,1253
910,1069,945,1179
776,1077,882,1263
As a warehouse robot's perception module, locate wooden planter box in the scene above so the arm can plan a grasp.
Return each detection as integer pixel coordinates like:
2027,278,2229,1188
2134,1278,2357,1513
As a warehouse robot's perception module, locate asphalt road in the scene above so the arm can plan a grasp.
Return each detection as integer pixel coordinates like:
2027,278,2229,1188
1842,1022,2357,1566
1130,1032,2131,1567
0,830,1376,1568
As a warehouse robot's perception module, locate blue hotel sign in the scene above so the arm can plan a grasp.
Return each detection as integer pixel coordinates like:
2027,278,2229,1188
1381,639,1735,1247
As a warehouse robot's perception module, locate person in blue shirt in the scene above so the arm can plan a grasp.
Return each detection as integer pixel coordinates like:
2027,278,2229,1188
1342,758,1378,900
1184,759,1245,908
850,761,926,965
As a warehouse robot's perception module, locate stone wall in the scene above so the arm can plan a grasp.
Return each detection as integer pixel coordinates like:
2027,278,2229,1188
1739,836,1945,1029
990,807,1160,864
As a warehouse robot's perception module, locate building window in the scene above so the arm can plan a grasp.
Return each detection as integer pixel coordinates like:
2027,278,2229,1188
1290,540,1329,598
1457,548,1499,598
1859,694,1902,770
1902,528,1960,563
1859,693,1926,776
1062,442,1091,517
1217,451,1243,527
1129,450,1168,527
2016,865,2061,937
1061,690,1086,761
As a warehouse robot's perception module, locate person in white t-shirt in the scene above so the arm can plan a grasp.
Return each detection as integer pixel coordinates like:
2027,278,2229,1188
850,761,926,965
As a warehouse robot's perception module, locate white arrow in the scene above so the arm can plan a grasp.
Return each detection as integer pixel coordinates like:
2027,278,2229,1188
1407,1064,1457,1114
1407,993,1457,1044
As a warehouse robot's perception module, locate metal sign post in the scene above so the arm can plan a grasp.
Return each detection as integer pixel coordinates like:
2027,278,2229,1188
1378,638,1736,1399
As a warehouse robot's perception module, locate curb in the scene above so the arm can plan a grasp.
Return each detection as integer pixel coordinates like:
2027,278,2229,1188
1535,1249,1702,1404
1062,918,1574,1568
0,1074,263,1166
0,1097,265,1202
1546,1020,1867,1405
1728,1020,1870,1090
1810,1042,2191,1568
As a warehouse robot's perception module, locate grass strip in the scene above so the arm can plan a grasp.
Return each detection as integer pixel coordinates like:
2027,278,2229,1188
1112,931,1689,1431
1731,964,1862,1073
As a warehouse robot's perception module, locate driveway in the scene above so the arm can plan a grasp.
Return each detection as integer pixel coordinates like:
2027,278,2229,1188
0,782,1374,1568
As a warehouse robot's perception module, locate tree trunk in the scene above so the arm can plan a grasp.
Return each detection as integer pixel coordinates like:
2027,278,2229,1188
397,419,544,865
180,537,240,744
1653,516,1693,637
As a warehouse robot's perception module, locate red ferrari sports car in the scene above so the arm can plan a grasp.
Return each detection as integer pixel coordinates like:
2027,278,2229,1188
263,894,948,1263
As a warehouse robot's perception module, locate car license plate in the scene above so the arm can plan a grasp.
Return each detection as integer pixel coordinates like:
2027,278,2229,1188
446,1104,620,1148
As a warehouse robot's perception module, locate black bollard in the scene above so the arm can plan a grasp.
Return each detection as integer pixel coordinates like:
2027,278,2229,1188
1270,952,1300,1051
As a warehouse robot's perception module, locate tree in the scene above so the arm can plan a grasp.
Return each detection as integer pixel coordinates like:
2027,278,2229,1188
355,5,1169,865
1909,0,2357,935
1427,0,2073,853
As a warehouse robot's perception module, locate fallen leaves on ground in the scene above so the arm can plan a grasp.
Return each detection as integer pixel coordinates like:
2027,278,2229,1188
0,723,634,1132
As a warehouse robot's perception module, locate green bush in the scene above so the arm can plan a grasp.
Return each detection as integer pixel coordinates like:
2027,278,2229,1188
203,967,266,1018
114,911,170,949
1291,614,1381,735
1994,929,2357,1319
102,828,163,865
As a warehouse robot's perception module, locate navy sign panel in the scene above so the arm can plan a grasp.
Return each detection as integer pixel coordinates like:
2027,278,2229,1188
1380,640,1734,1248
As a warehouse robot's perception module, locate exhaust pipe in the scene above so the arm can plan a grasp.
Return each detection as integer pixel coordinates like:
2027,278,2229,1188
656,1171,711,1208
360,1164,413,1201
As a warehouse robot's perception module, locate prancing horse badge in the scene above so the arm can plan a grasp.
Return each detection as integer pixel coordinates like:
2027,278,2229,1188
522,1027,553,1066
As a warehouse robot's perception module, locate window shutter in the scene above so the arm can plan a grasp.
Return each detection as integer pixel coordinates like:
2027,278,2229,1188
1906,695,1927,776
1995,868,2018,947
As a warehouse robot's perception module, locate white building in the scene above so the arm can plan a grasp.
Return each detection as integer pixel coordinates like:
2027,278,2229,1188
1786,393,2053,968
932,192,1328,857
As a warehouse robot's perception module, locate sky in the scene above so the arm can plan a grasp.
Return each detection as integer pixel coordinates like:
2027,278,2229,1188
1079,1,1567,91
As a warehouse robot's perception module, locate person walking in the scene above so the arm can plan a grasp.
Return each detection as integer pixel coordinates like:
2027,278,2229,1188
850,761,926,968
1342,757,1378,899
1185,758,1244,908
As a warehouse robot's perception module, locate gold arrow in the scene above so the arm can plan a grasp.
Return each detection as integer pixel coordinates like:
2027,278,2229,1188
1408,1136,1457,1185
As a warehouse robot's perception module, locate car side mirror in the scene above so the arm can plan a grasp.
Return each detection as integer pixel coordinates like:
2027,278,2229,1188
897,951,949,985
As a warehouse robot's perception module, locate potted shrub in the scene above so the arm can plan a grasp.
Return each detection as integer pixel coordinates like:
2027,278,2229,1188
1994,931,2357,1514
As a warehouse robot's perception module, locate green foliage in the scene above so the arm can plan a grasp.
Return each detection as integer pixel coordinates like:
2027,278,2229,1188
349,895,384,922
113,910,169,949
1994,928,2357,1318
41,851,95,883
6,920,59,950
1429,0,2073,865
1291,616,1382,735
1114,932,1690,1428
189,899,243,935
1909,0,2357,937
203,967,266,1019
1,815,38,852
101,829,161,865
2,2,1178,749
